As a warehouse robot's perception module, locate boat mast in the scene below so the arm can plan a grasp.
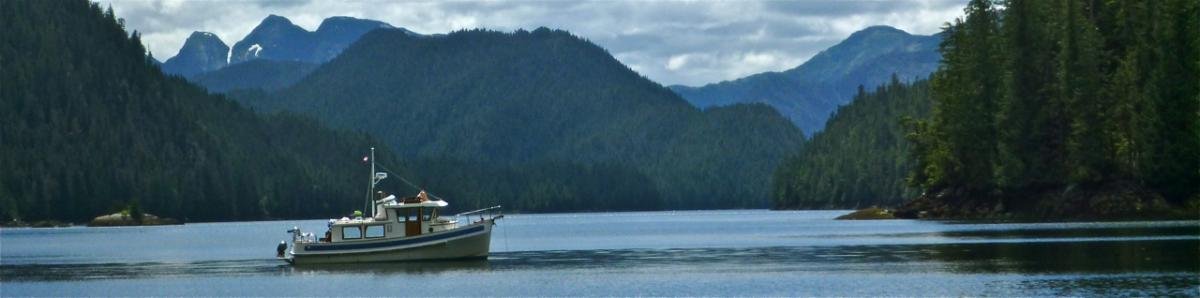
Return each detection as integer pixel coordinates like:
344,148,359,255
366,147,375,217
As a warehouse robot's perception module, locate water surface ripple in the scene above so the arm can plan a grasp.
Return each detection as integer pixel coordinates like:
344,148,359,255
2,210,1196,296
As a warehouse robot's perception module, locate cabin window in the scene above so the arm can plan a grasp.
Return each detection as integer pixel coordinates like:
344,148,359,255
396,209,414,223
364,225,385,238
422,208,433,221
342,226,362,239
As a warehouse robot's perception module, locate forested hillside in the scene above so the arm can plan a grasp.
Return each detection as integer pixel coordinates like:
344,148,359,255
0,0,407,223
193,60,318,93
233,28,805,210
773,78,931,209
901,0,1199,219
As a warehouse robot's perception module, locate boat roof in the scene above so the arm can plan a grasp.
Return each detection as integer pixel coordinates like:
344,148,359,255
384,200,448,209
328,195,449,226
331,217,382,225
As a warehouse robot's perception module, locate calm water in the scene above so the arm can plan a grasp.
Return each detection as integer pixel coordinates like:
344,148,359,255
2,210,1197,296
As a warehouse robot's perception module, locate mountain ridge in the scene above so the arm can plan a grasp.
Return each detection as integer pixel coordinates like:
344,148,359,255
163,15,406,79
229,14,401,65
232,27,805,210
670,25,940,134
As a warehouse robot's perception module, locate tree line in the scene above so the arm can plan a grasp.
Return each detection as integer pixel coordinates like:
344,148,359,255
773,0,1198,218
904,0,1198,217
773,77,931,209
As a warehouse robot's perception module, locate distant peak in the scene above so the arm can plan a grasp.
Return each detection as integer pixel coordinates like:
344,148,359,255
851,25,909,37
321,16,385,24
180,31,227,50
317,16,395,31
187,31,222,41
260,14,294,26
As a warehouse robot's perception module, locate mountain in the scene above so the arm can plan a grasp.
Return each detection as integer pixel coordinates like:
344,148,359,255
0,0,405,222
192,59,319,93
773,78,931,209
670,26,941,134
233,28,805,210
161,31,229,78
228,15,403,65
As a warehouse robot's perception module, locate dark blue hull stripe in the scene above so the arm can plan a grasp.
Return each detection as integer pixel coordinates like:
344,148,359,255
304,225,485,252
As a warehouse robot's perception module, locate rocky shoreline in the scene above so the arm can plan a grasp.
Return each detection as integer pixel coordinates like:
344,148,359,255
834,182,1199,221
834,207,896,220
893,183,1198,221
87,212,182,227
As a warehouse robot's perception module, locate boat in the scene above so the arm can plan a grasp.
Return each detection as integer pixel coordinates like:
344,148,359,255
278,148,503,265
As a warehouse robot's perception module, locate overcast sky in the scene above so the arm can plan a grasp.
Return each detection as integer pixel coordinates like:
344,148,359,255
99,0,966,86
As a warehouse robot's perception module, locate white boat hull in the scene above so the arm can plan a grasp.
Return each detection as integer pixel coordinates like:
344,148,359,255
287,220,494,265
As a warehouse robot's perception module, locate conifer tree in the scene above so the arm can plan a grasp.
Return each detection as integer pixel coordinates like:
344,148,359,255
925,0,1003,195
1058,0,1111,184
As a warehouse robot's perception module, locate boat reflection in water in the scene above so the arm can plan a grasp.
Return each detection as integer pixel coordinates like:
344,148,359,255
284,258,492,275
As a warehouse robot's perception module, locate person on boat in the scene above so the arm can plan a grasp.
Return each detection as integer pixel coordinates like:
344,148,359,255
320,219,335,242
417,190,429,202
353,210,363,219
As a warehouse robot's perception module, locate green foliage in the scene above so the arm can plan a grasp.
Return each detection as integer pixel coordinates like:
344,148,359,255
995,0,1063,192
233,28,805,211
906,0,1200,209
127,201,143,223
1058,0,1111,184
773,78,932,209
922,0,1004,195
0,0,400,222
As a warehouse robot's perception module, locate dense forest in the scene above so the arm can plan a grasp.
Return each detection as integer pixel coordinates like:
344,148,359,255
773,78,931,209
234,28,805,210
901,0,1199,218
0,0,423,223
193,60,319,93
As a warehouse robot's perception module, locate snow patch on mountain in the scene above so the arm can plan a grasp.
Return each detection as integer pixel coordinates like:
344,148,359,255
248,44,263,57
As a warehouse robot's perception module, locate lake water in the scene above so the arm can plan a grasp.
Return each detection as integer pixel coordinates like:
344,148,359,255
2,210,1197,296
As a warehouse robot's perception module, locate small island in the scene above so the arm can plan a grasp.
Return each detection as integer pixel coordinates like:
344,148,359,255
835,207,895,220
87,211,181,227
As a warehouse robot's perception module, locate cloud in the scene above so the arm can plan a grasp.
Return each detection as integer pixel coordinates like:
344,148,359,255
99,0,966,86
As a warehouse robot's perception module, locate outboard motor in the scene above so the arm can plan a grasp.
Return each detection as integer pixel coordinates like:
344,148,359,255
276,241,287,258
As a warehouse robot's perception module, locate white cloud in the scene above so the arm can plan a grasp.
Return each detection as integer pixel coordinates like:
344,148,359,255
666,54,691,71
99,0,967,86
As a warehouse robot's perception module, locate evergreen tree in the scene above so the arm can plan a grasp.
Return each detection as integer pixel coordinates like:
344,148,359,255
902,0,1199,217
1142,0,1200,202
923,0,1003,195
995,0,1062,192
1058,0,1112,184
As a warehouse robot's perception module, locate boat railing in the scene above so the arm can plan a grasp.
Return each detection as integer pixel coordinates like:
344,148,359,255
456,205,502,224
288,227,316,243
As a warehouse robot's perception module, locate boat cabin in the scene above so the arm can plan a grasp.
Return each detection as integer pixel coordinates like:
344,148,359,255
320,192,457,243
